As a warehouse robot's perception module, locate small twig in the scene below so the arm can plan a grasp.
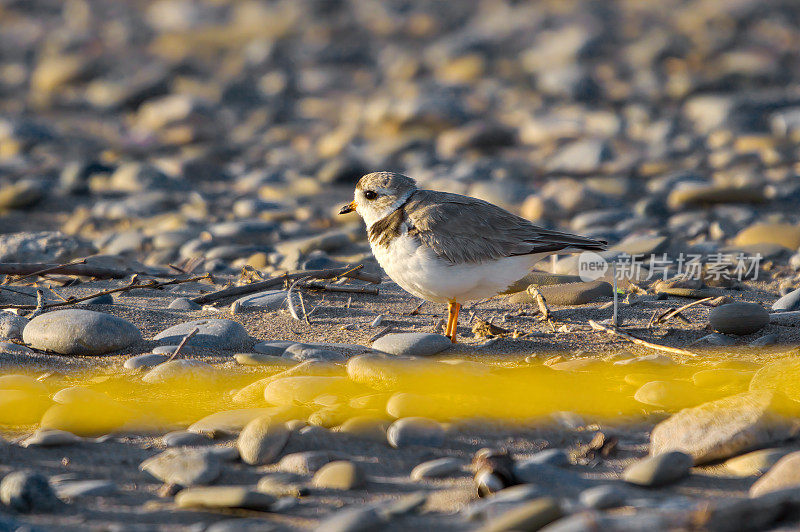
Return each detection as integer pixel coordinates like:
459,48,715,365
406,301,425,316
27,290,46,319
191,265,380,305
298,292,310,324
296,282,379,295
612,262,619,327
589,320,698,357
368,325,393,342
1,274,213,310
653,297,713,326
0,286,38,299
346,297,352,309
168,263,187,274
286,277,307,321
526,286,551,321
166,327,199,362
0,261,140,280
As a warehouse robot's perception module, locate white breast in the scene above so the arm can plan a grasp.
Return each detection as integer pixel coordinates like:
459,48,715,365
370,227,546,303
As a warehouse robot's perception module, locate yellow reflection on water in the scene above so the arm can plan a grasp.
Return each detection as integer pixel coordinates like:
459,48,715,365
1,353,799,436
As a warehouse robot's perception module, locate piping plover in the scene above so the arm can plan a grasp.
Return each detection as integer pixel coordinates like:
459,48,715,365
339,172,607,342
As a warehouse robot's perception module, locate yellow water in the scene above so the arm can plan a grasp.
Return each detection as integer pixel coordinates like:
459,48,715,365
1,352,799,436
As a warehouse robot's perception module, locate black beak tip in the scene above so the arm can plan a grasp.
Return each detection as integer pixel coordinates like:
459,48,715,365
338,205,352,215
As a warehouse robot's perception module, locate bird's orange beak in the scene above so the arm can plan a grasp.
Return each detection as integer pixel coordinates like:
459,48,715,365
338,201,357,214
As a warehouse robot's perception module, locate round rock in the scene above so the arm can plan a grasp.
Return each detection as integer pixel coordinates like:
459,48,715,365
237,416,291,465
175,486,275,511
311,460,365,490
709,302,769,336
622,451,693,487
772,288,800,312
0,471,62,512
410,457,463,480
23,309,142,355
152,319,250,350
140,449,221,486
123,353,168,370
387,417,445,448
371,333,451,357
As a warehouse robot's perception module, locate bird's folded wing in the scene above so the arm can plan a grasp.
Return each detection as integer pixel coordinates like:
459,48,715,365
406,190,606,265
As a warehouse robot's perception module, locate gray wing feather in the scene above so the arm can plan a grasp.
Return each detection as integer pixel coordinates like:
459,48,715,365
406,190,606,265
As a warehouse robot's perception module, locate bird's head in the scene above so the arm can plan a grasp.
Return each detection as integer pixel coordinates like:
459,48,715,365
339,172,418,226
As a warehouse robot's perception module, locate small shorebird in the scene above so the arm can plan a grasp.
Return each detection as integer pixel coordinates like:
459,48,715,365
339,172,607,343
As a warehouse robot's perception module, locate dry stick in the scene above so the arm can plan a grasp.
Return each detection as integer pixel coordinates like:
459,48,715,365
653,296,714,326
27,290,46,319
12,258,88,282
298,292,310,324
368,325,393,342
166,327,199,362
589,319,699,357
191,265,379,305
286,277,307,321
296,281,379,295
2,274,213,311
527,285,556,331
612,262,619,327
0,262,138,279
0,285,38,299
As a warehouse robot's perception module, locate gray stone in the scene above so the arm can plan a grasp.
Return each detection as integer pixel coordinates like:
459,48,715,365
509,281,613,306
81,293,114,305
387,417,445,448
312,460,366,490
175,486,275,511
140,449,221,486
724,448,791,477
205,518,280,532
650,391,799,464
0,312,28,340
168,297,201,310
523,449,569,468
256,472,308,498
123,353,168,370
275,230,351,256
278,451,346,474
478,497,563,532
234,352,295,367
141,359,215,384
0,471,62,512
153,319,250,350
283,344,348,362
410,457,463,480
232,290,286,311
772,288,800,312
23,309,142,355
546,139,611,174
750,333,779,347
623,452,693,487
709,303,769,335
237,416,290,465
578,485,627,509
163,431,212,447
512,463,593,497
21,429,82,448
372,333,451,357
314,506,385,532
0,231,95,263
55,480,116,498
693,333,737,347
751,451,800,496
253,341,296,356
188,408,272,436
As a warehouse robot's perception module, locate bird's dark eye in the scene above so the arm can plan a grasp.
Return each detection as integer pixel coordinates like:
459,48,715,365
364,190,378,200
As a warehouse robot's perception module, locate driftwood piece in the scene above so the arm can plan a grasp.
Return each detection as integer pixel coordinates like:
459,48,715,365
0,262,134,279
191,265,380,305
589,319,699,357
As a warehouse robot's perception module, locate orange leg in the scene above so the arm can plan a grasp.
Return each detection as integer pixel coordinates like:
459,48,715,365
446,301,461,343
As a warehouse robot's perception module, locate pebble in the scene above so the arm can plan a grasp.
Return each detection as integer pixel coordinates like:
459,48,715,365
724,448,790,477
187,408,273,436
650,391,797,464
522,449,569,468
633,380,705,410
578,485,627,509
312,460,366,490
410,457,463,480
772,287,800,312
232,290,287,311
256,472,308,498
55,480,117,498
168,297,201,310
152,319,250,350
237,415,290,465
123,353,168,370
371,333,452,357
387,417,445,448
162,430,212,447
264,376,358,406
622,451,693,487
749,333,780,347
234,352,295,367
0,311,28,340
175,486,275,511
709,303,769,336
141,359,215,384
750,451,800,496
283,344,348,362
139,449,221,486
23,309,142,355
81,293,114,305
0,231,94,263
314,506,385,532
205,518,280,532
477,497,563,532
0,471,62,512
278,451,346,474
509,281,613,306
21,429,82,447
252,340,297,356
733,223,800,250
